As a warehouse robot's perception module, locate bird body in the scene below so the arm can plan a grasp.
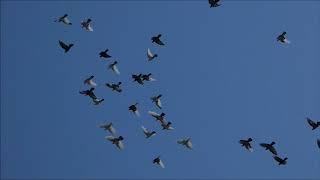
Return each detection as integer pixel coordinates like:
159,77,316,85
260,141,277,155
277,31,290,44
129,103,140,116
108,61,120,75
100,49,111,58
148,111,166,124
147,48,158,61
84,75,97,87
142,126,156,138
151,95,162,109
59,40,73,53
79,87,97,100
106,136,124,150
151,34,165,46
55,14,72,25
81,18,93,31
307,118,320,130
178,138,193,149
106,82,122,93
273,156,288,165
100,122,116,135
153,156,165,168
209,0,221,8
239,138,253,152
132,74,144,85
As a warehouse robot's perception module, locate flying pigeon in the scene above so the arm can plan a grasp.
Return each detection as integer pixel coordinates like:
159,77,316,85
59,40,73,53
108,61,120,75
142,126,156,138
153,156,165,168
177,138,193,149
92,98,104,105
99,49,111,59
208,0,221,8
81,18,93,32
55,14,72,25
277,31,290,44
142,73,156,82
151,94,162,109
105,136,124,150
79,87,97,100
106,82,122,93
273,156,288,165
99,122,116,135
132,74,144,85
147,48,158,61
84,75,97,87
129,103,140,116
151,34,165,46
239,138,253,152
260,141,277,155
307,117,320,130
161,121,174,130
148,111,166,124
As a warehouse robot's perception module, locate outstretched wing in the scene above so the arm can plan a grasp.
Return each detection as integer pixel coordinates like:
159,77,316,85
105,136,115,141
147,48,153,58
111,65,120,75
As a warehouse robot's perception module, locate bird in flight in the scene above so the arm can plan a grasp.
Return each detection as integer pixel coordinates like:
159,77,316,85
99,122,116,135
132,74,144,85
208,0,221,8
81,18,93,32
84,75,97,87
129,103,140,117
141,126,156,139
273,156,288,165
79,87,97,100
151,34,165,46
239,138,253,152
153,156,165,168
92,98,104,105
99,49,111,59
150,94,162,109
106,82,122,93
108,61,120,75
177,138,193,149
59,40,73,53
277,31,290,44
260,141,277,155
306,117,320,130
147,48,158,61
105,136,124,150
55,14,72,25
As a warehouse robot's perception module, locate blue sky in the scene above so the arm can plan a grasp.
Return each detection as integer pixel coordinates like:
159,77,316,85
1,1,320,179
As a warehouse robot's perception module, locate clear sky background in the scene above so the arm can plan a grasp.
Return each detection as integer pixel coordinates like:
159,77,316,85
1,1,320,179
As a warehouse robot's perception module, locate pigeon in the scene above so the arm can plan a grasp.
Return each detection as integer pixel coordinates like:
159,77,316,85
105,136,124,150
307,117,320,130
99,49,111,59
79,87,97,100
142,126,156,138
59,40,73,53
239,138,253,152
153,156,165,168
84,75,97,87
81,18,93,32
260,141,277,155
132,74,144,85
148,111,166,124
129,103,140,116
55,14,72,25
106,82,122,93
151,94,162,109
208,0,221,8
317,139,320,149
147,48,158,61
273,156,288,165
142,73,156,82
161,121,174,130
151,34,165,46
92,98,104,105
177,138,193,149
99,122,116,135
277,31,290,44
108,61,120,75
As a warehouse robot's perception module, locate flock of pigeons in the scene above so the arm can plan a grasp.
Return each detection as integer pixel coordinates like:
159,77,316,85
54,1,319,170
55,13,192,169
